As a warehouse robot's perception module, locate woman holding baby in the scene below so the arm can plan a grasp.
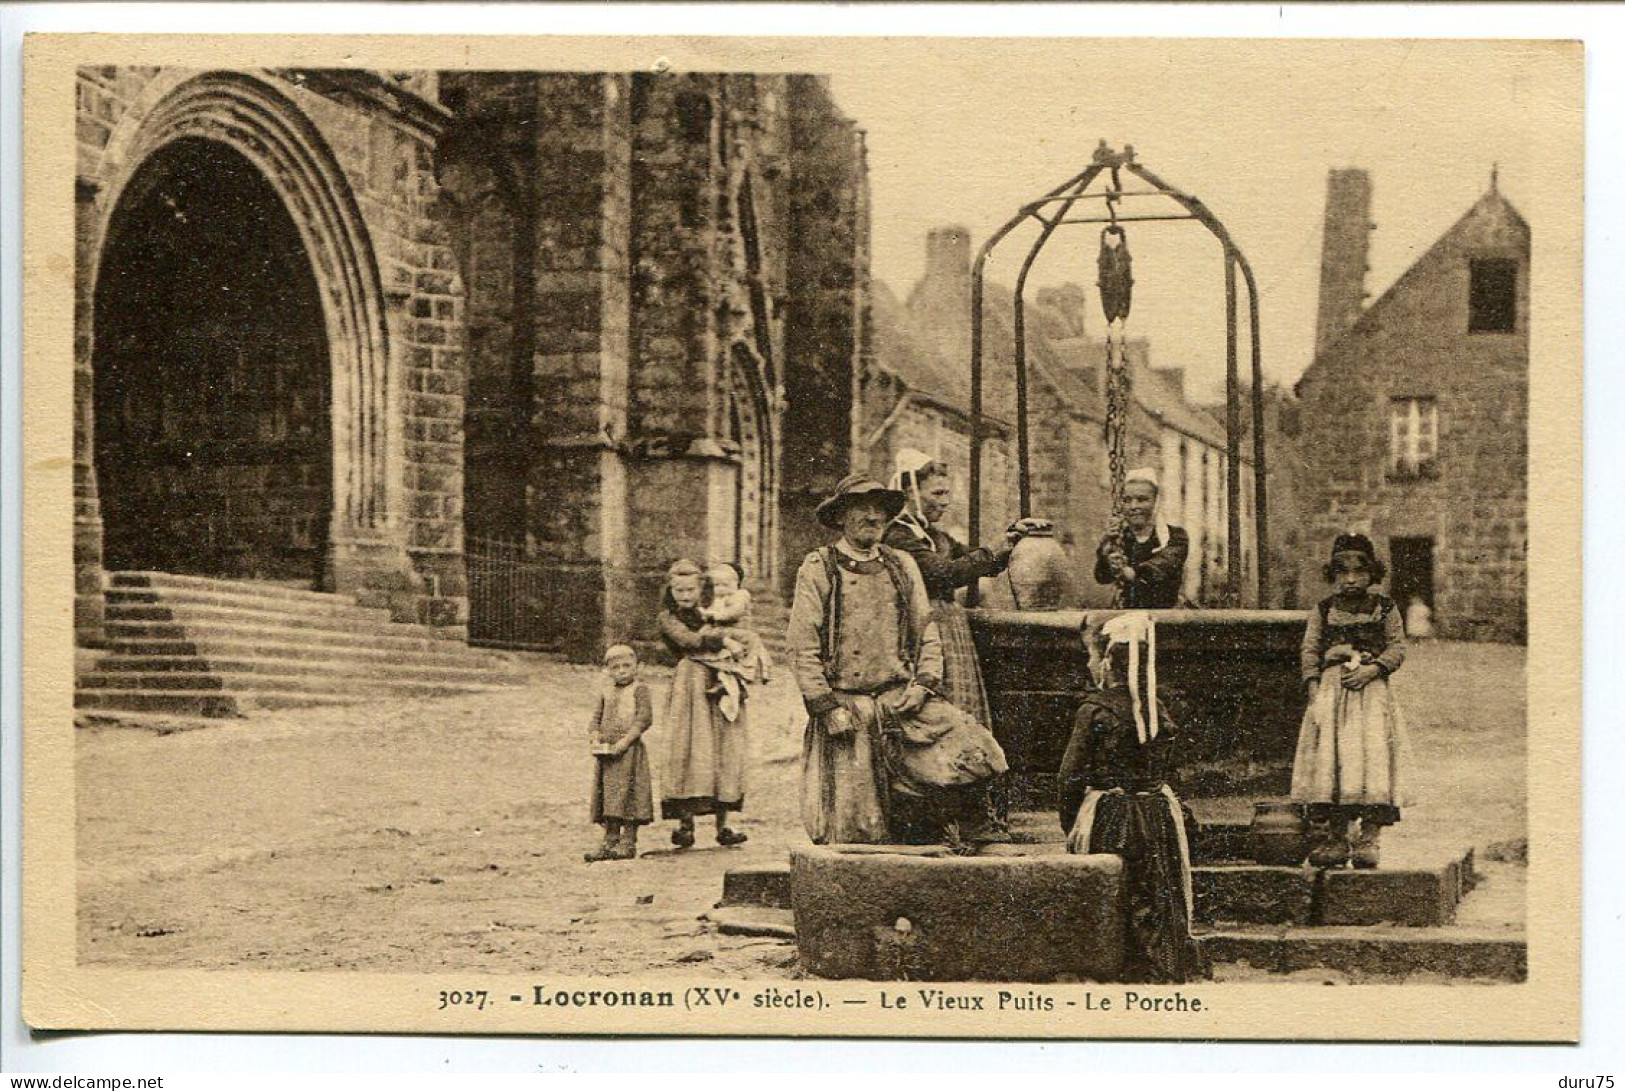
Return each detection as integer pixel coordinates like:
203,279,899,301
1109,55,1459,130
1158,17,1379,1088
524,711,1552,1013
655,558,752,850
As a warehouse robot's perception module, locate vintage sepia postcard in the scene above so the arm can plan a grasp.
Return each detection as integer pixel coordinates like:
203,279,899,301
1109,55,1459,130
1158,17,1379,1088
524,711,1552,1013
19,32,1582,1041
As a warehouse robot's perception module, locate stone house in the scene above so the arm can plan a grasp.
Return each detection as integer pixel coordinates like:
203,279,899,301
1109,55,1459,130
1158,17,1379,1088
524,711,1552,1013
861,227,1258,607
1295,169,1528,641
74,67,868,661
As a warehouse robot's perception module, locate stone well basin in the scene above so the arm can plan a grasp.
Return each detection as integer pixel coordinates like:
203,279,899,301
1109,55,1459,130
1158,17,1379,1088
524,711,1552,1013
969,608,1309,805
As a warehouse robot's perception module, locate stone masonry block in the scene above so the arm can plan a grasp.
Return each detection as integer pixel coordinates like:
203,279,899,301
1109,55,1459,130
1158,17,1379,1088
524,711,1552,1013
1195,865,1315,925
1275,930,1524,981
792,846,1126,982
1190,822,1252,863
1316,866,1457,927
720,863,793,910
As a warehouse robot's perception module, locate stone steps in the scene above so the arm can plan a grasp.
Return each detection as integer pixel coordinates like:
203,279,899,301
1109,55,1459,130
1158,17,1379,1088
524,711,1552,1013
105,587,394,625
727,916,1524,985
101,637,503,670
74,688,334,716
79,572,528,722
76,708,257,733
111,571,362,606
103,601,446,640
716,814,1519,981
1200,924,1525,982
76,678,513,715
719,848,1476,929
102,620,488,657
87,654,517,685
79,667,519,694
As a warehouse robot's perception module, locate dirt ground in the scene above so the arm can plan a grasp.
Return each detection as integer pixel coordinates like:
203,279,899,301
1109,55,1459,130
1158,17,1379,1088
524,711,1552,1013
75,639,1525,977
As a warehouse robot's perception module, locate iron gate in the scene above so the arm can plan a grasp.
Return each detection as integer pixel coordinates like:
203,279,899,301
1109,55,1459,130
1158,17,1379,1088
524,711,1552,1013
465,535,558,651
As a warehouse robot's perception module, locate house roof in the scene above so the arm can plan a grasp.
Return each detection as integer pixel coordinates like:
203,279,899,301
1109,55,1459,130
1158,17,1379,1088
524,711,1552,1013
1134,362,1229,448
872,237,1249,457
1297,185,1531,393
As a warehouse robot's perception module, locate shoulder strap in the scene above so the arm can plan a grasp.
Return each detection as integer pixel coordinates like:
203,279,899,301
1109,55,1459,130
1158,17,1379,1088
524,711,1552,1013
817,546,921,677
876,545,921,669
819,547,841,681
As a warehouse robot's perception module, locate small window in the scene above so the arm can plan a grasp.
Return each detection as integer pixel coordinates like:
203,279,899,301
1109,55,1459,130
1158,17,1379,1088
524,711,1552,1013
1469,259,1518,333
1389,396,1439,479
675,90,713,144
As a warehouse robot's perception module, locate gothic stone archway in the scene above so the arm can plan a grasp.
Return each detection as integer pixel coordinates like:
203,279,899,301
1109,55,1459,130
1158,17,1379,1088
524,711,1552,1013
94,137,333,584
77,72,414,638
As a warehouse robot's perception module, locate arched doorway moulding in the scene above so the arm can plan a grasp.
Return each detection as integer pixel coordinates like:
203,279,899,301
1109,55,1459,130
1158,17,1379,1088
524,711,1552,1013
724,341,779,589
84,70,403,597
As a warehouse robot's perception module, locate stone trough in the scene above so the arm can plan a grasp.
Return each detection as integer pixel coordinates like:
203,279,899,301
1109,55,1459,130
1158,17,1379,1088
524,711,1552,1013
790,845,1127,982
709,816,1521,983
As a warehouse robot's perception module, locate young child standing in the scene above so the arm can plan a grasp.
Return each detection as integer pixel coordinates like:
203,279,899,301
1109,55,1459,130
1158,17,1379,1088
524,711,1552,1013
1291,533,1414,868
585,644,654,862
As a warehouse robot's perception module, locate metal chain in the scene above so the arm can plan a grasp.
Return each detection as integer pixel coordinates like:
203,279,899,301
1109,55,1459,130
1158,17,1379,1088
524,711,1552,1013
1105,328,1129,530
1098,217,1133,540
1098,208,1134,604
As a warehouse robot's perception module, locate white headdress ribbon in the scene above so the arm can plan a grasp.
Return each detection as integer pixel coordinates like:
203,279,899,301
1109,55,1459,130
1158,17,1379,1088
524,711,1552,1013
1101,610,1159,744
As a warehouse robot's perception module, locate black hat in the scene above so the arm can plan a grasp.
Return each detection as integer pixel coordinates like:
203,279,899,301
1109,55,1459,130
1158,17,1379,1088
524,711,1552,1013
815,474,907,529
1330,533,1377,564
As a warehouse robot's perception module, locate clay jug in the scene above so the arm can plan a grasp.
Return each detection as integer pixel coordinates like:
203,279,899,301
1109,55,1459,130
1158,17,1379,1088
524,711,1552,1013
1006,526,1071,611
1248,801,1308,866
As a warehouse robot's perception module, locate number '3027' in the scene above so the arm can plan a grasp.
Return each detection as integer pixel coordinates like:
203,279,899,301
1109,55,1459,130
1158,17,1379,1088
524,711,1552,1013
438,989,489,1011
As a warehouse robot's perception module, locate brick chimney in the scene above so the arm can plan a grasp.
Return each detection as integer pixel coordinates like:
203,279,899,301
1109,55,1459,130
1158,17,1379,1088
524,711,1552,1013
1155,367,1185,402
1314,169,1374,358
914,224,972,316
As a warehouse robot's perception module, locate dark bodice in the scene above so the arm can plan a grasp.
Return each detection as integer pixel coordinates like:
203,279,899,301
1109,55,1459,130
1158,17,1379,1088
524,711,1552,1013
1301,593,1406,681
1327,619,1388,658
1322,600,1394,659
1094,525,1189,609
883,522,1005,603
659,605,722,657
1057,689,1179,831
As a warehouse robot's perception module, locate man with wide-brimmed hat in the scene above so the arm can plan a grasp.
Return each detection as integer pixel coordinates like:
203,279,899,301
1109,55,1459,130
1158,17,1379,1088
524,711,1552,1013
787,474,1008,846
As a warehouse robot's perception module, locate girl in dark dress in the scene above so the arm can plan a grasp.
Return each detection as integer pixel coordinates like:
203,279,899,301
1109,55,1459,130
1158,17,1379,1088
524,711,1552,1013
1059,612,1206,983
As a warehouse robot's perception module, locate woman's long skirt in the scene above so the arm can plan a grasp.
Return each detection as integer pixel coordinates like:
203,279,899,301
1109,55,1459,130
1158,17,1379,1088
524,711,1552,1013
933,600,992,728
661,657,747,819
932,598,1007,829
1067,785,1206,983
591,740,654,825
1290,667,1413,810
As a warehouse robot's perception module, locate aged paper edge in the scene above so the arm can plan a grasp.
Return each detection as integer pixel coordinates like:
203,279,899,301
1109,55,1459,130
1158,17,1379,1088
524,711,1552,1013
19,32,1583,1041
